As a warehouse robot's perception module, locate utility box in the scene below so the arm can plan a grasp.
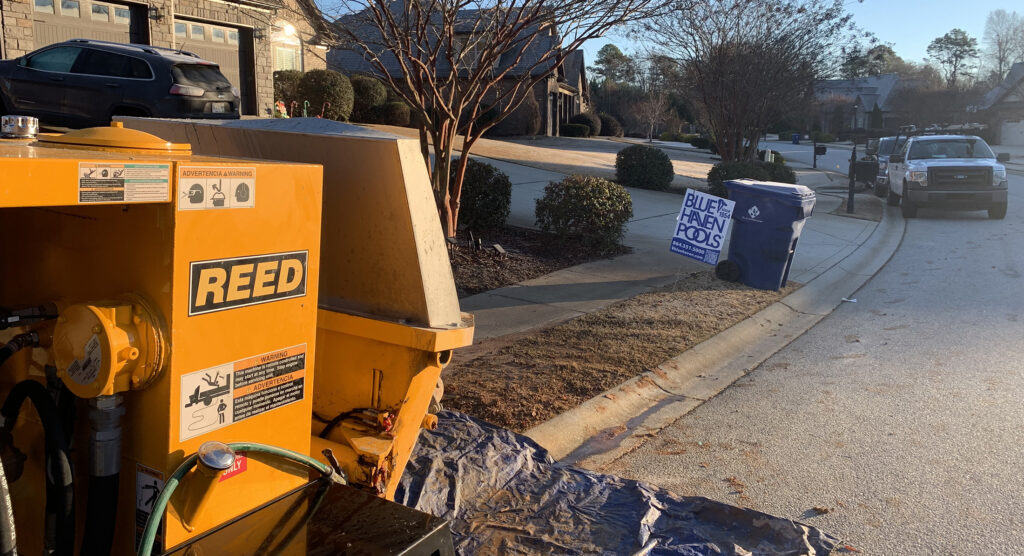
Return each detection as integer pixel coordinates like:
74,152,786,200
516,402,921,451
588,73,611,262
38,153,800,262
0,123,323,554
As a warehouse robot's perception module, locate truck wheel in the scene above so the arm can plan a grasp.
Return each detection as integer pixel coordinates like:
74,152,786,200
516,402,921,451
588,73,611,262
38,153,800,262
989,202,1007,220
901,193,917,218
715,260,741,283
887,187,899,206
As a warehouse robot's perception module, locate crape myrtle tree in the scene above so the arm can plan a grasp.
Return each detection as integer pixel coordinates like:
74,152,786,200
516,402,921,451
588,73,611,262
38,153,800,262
325,0,671,237
642,0,861,162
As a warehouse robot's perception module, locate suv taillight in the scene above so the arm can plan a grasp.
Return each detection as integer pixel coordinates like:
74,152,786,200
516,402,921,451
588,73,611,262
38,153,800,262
170,84,205,97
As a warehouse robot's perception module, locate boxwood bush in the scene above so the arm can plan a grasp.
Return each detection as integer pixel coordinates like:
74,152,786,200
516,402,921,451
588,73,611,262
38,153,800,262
615,144,674,190
349,75,387,122
452,158,512,234
535,175,633,253
374,101,411,126
689,136,712,150
598,112,623,137
273,70,303,111
706,160,797,198
569,112,601,136
296,69,353,121
560,123,590,137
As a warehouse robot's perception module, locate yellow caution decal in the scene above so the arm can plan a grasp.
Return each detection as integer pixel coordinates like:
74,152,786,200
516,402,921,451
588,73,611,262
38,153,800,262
189,251,307,316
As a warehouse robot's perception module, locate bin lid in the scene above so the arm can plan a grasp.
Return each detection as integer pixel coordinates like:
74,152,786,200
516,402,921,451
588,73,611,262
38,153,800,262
724,179,815,202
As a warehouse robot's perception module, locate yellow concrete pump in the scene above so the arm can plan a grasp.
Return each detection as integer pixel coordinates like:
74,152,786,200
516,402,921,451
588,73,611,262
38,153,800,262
0,116,473,555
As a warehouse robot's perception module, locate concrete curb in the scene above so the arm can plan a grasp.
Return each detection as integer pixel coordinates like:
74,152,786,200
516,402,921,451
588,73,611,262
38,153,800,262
524,203,906,468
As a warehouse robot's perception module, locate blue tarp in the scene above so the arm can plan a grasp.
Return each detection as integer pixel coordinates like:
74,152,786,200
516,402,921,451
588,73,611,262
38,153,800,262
397,412,839,555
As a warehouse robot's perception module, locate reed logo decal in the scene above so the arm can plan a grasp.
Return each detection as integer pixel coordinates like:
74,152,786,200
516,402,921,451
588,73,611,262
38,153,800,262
189,251,307,316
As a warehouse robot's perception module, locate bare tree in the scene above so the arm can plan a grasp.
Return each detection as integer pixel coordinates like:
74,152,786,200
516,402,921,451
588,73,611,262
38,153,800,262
632,92,669,140
643,0,859,162
324,0,668,237
982,9,1024,80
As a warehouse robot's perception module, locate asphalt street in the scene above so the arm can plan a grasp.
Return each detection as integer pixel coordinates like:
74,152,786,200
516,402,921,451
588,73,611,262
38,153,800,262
761,138,856,175
603,174,1024,553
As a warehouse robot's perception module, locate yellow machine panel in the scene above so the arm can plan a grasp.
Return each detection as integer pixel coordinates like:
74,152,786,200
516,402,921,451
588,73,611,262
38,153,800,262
0,124,323,554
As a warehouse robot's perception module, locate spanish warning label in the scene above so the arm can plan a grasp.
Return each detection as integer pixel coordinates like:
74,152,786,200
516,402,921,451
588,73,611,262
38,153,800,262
79,162,170,203
179,345,306,441
177,166,256,210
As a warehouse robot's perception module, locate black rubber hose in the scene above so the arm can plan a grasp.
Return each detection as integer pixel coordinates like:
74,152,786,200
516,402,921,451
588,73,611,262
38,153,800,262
80,475,118,556
0,446,16,556
0,380,74,556
0,332,38,369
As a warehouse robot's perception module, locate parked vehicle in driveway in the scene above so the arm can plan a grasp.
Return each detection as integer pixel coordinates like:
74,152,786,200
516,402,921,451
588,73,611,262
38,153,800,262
886,135,1010,219
867,135,908,197
0,39,240,128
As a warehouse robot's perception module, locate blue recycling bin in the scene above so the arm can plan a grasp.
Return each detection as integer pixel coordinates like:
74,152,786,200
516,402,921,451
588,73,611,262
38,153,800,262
716,180,816,291
791,133,801,144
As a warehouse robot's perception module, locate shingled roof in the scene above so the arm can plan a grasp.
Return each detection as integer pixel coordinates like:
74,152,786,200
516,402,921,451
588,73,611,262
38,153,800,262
979,62,1024,110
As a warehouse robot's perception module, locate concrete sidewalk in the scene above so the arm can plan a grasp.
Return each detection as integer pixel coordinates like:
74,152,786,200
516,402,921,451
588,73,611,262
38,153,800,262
456,154,902,462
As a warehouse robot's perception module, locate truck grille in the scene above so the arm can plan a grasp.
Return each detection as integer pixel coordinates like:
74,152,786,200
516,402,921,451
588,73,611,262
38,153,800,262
928,167,991,190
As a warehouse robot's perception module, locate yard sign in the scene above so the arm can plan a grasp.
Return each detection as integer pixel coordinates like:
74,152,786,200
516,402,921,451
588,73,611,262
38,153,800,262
670,189,735,265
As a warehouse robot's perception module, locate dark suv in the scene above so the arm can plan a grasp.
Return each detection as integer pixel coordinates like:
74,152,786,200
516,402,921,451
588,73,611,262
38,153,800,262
0,39,240,127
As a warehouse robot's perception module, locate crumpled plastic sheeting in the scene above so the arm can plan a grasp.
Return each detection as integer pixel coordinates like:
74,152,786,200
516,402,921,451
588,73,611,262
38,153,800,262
396,412,839,555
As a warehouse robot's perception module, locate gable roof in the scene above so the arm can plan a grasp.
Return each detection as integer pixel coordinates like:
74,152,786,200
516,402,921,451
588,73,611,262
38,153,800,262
979,62,1024,110
814,73,901,111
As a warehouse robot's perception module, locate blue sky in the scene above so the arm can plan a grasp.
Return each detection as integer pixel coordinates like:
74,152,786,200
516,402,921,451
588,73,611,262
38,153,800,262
582,0,1011,70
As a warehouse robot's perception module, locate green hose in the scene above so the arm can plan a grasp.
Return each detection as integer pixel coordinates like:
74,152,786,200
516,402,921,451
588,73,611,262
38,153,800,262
137,442,334,556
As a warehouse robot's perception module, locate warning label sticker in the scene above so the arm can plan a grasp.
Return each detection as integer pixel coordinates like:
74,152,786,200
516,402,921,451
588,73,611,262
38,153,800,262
66,334,102,386
177,166,256,210
135,464,165,551
79,163,170,204
179,345,306,441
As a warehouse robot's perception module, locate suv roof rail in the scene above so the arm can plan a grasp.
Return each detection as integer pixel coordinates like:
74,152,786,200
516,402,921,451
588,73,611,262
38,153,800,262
65,38,201,59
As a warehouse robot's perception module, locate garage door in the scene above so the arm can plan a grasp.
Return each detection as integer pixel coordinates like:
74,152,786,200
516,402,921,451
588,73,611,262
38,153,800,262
31,0,134,47
1001,120,1024,147
175,21,241,100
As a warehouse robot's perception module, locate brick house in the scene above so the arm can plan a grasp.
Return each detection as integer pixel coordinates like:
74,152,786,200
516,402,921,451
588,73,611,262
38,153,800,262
0,0,331,115
328,11,588,136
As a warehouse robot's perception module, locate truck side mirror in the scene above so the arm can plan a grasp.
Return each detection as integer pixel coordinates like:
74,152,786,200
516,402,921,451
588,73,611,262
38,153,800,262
814,145,827,156
889,154,904,163
997,153,1010,162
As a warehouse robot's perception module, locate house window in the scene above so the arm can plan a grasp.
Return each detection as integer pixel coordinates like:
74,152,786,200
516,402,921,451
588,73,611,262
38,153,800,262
211,28,226,43
274,46,300,71
227,30,239,45
191,24,205,40
91,3,109,21
33,0,54,14
60,0,79,16
175,22,186,39
113,6,130,24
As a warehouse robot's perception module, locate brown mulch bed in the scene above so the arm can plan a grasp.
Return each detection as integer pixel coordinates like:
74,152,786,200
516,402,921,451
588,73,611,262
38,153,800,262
444,271,799,432
450,226,629,298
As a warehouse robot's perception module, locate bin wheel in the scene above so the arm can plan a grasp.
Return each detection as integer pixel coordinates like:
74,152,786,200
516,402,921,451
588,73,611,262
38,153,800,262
715,260,741,283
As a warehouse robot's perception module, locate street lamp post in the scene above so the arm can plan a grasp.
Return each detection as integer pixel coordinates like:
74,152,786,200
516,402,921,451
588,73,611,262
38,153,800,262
846,102,860,214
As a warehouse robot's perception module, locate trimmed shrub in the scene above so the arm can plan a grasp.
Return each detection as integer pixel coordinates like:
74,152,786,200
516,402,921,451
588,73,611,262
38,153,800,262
349,75,387,122
560,123,590,137
296,69,353,121
535,175,633,253
678,133,699,144
810,131,836,143
273,70,303,111
615,144,674,191
489,94,541,136
706,160,797,198
570,112,601,136
758,149,787,165
598,112,623,137
373,101,411,126
659,131,677,142
452,158,512,234
689,136,712,150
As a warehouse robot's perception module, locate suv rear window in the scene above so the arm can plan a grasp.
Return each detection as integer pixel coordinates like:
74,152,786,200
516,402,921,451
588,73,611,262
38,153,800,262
172,64,230,88
71,48,153,79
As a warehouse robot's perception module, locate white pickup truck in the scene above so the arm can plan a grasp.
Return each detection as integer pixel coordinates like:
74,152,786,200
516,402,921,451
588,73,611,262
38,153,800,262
886,134,1010,219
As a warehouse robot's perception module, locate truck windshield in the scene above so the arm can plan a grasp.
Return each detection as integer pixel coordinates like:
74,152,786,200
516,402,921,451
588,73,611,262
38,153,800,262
907,139,995,160
878,137,907,156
